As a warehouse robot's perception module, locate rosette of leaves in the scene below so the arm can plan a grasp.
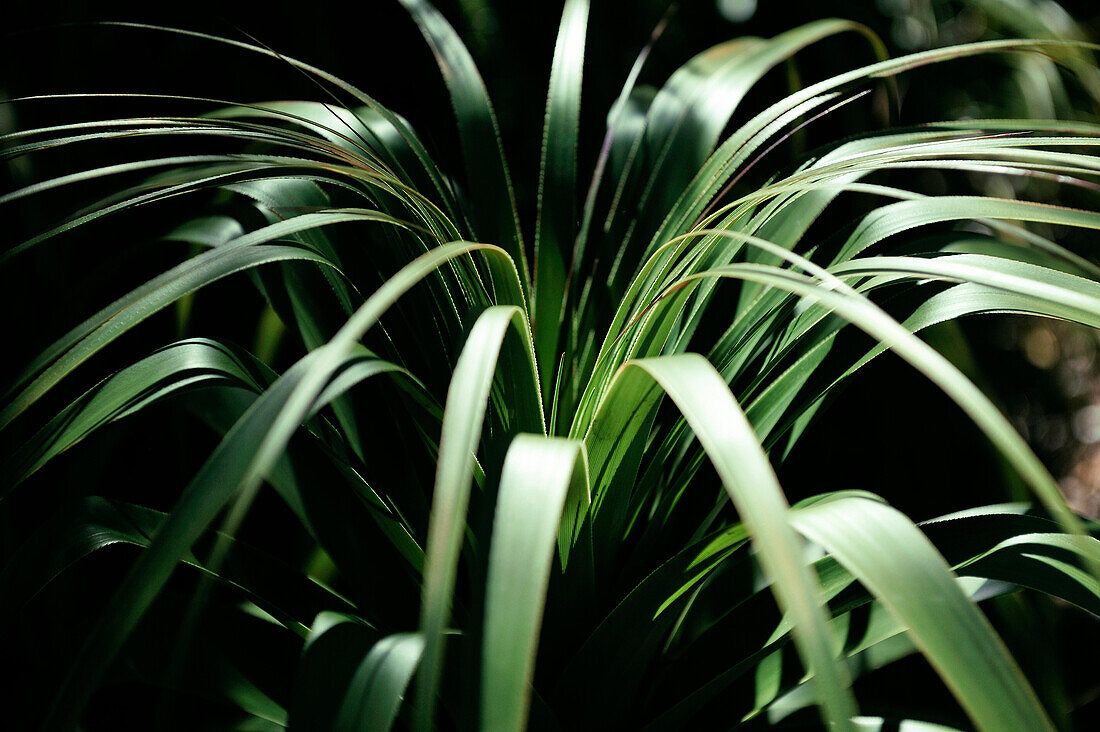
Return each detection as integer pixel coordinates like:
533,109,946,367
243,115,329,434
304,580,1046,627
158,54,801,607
4,1,1100,730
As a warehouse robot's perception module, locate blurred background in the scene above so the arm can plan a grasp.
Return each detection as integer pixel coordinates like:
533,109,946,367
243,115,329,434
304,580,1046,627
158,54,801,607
4,0,1100,726
5,0,1100,519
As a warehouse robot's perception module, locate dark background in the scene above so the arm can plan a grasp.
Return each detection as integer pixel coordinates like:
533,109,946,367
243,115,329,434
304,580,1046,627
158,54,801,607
4,0,1098,529
4,0,1100,728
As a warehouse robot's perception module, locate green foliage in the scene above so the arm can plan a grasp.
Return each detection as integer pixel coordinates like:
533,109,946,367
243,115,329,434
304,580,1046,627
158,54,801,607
4,1,1100,729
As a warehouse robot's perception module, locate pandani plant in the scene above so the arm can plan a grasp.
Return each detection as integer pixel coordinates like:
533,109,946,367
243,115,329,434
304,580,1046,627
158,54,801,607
4,0,1100,729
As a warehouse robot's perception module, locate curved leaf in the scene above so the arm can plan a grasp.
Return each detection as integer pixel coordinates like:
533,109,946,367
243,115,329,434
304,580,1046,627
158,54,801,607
790,496,1054,732
481,435,588,732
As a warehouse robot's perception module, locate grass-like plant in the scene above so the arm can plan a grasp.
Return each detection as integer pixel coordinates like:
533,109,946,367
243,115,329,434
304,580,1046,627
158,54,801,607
5,1,1100,729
